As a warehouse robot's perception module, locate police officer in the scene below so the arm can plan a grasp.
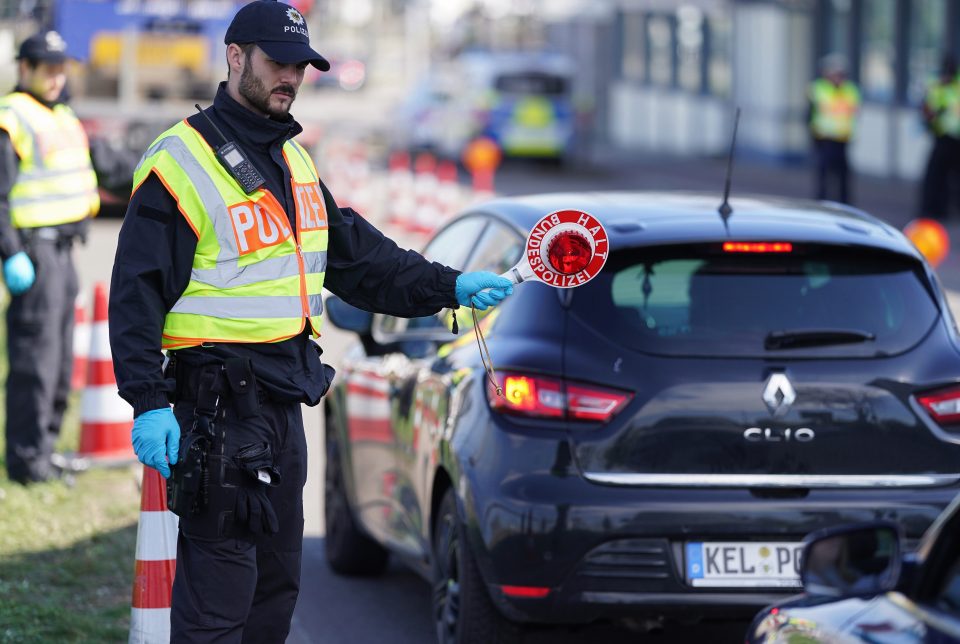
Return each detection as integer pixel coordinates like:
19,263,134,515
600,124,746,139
0,31,98,484
918,54,960,220
108,2,512,641
808,54,860,204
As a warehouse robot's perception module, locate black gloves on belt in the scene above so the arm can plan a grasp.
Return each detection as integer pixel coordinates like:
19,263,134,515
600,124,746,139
234,442,282,536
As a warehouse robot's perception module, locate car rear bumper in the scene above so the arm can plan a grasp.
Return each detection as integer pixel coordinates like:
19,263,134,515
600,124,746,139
489,585,791,624
458,432,956,623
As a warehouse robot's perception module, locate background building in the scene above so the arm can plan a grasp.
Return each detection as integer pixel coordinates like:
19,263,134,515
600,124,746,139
4,0,958,182
562,0,960,179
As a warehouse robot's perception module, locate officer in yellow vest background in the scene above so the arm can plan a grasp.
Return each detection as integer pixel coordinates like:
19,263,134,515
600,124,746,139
108,1,512,640
808,53,860,204
0,31,98,485
918,54,960,220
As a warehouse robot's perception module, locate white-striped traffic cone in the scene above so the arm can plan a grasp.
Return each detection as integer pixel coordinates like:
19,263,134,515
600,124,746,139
71,293,90,391
78,282,136,463
412,152,441,234
129,465,178,644
324,138,354,210
346,140,371,215
387,150,415,228
436,159,463,223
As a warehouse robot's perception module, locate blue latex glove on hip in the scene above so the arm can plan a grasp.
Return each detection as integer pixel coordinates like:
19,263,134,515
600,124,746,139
3,251,35,295
131,408,180,478
455,271,514,311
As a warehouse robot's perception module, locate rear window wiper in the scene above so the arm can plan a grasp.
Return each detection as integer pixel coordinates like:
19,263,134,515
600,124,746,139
764,329,876,350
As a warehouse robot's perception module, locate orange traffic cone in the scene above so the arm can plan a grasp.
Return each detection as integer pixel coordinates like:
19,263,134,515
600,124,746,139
77,282,135,463
71,293,90,391
129,465,178,643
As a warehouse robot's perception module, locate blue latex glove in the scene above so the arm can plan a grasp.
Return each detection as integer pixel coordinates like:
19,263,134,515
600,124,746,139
455,271,514,311
131,408,180,478
3,251,35,295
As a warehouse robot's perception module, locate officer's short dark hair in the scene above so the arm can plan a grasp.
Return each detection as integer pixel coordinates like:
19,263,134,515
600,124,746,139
226,42,257,79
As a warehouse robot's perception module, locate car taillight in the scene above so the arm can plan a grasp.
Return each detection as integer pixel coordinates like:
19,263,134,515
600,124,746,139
723,242,793,253
489,372,632,422
917,386,960,425
500,585,551,599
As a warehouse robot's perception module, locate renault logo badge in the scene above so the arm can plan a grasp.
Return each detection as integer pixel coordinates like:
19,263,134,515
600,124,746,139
762,373,796,416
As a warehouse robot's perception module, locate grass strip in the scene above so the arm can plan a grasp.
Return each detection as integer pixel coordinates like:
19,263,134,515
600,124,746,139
0,390,141,643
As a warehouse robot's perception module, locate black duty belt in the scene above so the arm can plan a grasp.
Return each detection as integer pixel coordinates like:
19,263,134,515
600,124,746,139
170,356,267,413
19,226,74,249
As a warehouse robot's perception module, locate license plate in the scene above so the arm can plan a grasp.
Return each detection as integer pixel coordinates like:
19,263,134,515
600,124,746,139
502,126,563,150
685,541,804,588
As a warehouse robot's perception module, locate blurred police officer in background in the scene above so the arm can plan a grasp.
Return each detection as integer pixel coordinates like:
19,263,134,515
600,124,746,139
918,54,960,221
108,1,512,640
0,31,98,485
808,54,860,204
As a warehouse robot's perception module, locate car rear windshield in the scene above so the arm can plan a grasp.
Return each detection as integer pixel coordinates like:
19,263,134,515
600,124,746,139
570,244,940,358
494,72,569,96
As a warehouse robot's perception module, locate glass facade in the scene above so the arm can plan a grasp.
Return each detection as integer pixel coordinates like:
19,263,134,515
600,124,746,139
676,6,704,92
620,11,647,83
707,12,732,98
613,1,959,106
615,6,729,98
648,14,673,87
907,0,948,104
825,0,853,61
859,0,896,103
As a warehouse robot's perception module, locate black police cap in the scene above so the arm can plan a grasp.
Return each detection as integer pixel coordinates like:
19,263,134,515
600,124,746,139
17,30,69,64
224,1,330,71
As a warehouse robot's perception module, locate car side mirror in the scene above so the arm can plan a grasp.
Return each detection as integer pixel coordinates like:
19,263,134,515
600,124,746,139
801,522,902,598
325,295,373,335
371,311,453,345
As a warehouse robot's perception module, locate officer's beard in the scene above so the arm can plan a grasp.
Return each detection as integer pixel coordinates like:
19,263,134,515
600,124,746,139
239,64,297,119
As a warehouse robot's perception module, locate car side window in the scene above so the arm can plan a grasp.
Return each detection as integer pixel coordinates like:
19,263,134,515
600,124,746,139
422,217,488,270
464,221,524,274
447,221,525,333
371,216,489,348
934,551,960,614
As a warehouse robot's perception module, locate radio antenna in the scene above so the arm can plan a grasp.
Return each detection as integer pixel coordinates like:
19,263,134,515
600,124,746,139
718,106,741,233
195,104,230,147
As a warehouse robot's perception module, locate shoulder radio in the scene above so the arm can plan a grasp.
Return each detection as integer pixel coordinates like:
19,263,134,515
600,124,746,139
194,104,266,194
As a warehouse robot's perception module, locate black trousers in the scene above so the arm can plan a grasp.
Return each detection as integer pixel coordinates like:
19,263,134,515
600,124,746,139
814,139,852,204
919,135,960,220
169,390,308,644
5,238,77,483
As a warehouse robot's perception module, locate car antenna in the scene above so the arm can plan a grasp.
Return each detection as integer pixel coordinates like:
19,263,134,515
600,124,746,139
717,106,741,234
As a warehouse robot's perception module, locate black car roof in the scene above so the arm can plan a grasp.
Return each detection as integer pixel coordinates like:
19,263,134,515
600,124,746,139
471,192,921,259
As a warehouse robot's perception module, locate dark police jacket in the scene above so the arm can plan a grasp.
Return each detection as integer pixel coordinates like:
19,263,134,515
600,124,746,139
110,83,459,416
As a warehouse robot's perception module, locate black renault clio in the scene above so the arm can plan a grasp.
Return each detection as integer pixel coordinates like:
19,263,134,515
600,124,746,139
322,192,960,643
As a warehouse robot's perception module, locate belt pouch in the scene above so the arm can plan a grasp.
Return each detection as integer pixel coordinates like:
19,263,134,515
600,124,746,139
224,357,260,418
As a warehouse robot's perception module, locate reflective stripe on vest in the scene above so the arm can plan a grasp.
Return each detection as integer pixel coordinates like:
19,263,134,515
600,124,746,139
809,79,860,142
132,120,328,349
0,92,99,228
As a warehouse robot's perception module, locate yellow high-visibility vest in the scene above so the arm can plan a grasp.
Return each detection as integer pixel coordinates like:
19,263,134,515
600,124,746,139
926,78,960,138
809,79,860,142
0,92,99,227
132,120,328,349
